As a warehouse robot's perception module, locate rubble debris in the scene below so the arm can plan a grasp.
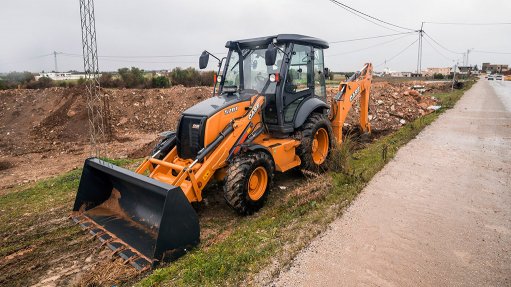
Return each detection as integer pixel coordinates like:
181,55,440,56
328,81,450,132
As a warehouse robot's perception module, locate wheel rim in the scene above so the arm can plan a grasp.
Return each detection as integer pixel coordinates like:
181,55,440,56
312,128,329,165
248,166,268,201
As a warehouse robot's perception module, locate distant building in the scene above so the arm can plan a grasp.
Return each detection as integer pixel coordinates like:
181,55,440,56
381,68,412,77
35,72,99,81
457,66,477,75
481,63,508,74
424,67,451,76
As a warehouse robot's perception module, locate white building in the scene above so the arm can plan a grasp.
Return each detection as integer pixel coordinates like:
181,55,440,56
35,72,99,81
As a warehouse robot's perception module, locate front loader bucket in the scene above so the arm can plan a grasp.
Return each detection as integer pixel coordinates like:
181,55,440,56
71,158,199,270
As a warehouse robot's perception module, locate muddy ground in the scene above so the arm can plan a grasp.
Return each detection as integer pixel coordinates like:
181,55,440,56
0,81,450,286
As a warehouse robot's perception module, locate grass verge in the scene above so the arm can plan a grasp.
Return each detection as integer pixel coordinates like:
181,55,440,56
137,81,475,286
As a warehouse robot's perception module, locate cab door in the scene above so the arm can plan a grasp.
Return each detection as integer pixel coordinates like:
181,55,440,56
282,44,314,124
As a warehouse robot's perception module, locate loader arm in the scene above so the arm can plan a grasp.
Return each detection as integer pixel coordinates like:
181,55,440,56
330,63,373,142
135,95,267,203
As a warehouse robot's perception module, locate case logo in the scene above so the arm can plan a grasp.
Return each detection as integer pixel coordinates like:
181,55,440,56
192,123,200,129
248,102,260,120
350,87,361,102
224,106,238,115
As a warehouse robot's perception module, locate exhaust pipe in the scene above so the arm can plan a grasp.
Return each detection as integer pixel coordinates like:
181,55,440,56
72,158,200,270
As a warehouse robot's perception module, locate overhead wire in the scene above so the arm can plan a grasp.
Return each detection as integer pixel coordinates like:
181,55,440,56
422,36,454,62
472,50,511,55
327,0,416,32
375,38,419,68
327,33,415,57
0,53,54,65
329,31,416,44
423,21,511,26
423,32,464,55
59,53,196,64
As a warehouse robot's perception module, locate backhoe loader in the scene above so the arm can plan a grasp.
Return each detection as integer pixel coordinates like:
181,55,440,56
72,34,372,270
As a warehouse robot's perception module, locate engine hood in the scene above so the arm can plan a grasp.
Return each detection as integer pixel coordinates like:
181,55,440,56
182,94,244,118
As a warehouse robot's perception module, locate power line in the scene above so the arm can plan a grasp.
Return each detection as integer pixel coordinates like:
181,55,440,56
423,32,464,54
327,0,416,32
375,38,419,68
327,33,415,57
59,53,196,64
422,36,454,62
424,21,511,26
472,50,511,55
330,31,415,44
327,1,403,32
0,53,53,65
60,52,225,59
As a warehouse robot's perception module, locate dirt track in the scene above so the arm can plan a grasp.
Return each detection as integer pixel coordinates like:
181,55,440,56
274,79,511,286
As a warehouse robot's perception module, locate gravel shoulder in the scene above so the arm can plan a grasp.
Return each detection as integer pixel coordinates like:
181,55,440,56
274,79,511,286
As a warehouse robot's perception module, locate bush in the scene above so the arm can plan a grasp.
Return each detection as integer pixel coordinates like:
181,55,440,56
198,71,215,86
118,67,145,88
4,71,34,85
170,67,200,87
26,77,53,89
99,72,123,88
77,77,86,86
151,75,171,88
433,73,445,80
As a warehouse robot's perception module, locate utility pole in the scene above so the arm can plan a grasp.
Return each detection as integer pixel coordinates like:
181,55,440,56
416,22,424,76
452,61,458,91
53,51,58,72
79,0,111,157
466,48,473,66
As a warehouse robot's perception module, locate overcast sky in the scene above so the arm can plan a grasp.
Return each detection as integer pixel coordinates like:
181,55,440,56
0,0,510,73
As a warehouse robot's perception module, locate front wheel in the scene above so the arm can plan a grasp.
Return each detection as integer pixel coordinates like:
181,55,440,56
223,152,274,215
295,113,334,172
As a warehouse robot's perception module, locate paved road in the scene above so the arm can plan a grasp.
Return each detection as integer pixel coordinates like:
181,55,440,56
274,79,511,287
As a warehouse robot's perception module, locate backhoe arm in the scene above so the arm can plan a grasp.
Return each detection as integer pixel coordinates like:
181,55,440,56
330,63,373,143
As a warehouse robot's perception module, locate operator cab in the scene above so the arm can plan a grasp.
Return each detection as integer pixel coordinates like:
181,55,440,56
200,34,330,137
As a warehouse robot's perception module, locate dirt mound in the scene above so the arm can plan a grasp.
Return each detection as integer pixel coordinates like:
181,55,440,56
0,81,448,189
328,81,449,132
0,86,213,156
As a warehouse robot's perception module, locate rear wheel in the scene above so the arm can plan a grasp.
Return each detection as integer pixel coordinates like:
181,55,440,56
295,113,334,172
223,152,274,215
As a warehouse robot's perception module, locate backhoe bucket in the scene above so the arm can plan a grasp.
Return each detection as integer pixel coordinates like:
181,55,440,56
71,158,199,270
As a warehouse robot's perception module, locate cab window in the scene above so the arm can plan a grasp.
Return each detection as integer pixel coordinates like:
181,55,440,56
286,44,312,93
313,48,326,99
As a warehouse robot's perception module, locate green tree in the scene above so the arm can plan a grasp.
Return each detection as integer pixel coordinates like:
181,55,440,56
26,77,53,89
151,75,171,88
170,67,201,87
433,73,445,80
118,67,145,88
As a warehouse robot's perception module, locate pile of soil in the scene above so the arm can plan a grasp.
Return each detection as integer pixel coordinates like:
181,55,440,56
329,81,450,132
0,81,448,188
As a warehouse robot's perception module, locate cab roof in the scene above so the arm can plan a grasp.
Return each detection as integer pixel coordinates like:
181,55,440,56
225,34,329,49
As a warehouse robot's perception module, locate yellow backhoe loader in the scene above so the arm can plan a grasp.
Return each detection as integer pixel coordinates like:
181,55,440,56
72,34,372,270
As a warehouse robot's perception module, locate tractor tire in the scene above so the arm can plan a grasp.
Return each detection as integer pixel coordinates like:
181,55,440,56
295,112,334,172
150,131,176,160
223,152,274,215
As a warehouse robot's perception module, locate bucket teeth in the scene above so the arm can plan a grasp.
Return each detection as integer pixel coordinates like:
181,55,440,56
72,216,152,272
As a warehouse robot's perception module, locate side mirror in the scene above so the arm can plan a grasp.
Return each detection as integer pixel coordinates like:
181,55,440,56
265,45,277,66
199,51,209,69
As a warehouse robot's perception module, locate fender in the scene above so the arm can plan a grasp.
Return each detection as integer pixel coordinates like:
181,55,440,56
293,97,329,128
